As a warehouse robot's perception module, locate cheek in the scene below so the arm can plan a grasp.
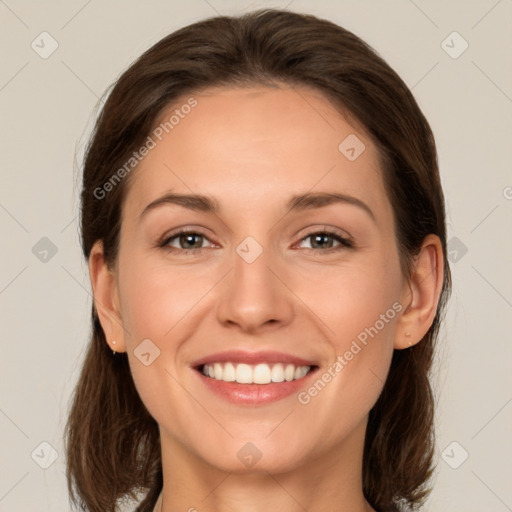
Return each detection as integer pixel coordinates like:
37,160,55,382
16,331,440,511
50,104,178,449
295,251,402,344
116,258,214,425
118,256,215,340
293,252,401,414
294,290,398,448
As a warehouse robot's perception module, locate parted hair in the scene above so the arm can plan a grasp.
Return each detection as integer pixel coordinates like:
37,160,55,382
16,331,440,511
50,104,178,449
65,8,452,512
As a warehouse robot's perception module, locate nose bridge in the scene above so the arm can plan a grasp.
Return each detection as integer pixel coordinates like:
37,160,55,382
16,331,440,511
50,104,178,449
232,234,278,303
215,234,294,331
233,235,273,291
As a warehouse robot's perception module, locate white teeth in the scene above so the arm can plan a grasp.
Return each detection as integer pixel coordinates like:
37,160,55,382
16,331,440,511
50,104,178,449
213,363,223,380
253,363,272,384
223,362,236,382
271,363,285,383
294,366,309,380
284,364,295,382
236,363,253,384
201,362,312,384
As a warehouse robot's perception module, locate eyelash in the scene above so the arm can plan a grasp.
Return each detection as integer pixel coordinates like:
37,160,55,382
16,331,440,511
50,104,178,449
158,228,354,255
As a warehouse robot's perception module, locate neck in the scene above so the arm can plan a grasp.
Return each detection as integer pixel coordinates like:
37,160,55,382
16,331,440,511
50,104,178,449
154,421,375,512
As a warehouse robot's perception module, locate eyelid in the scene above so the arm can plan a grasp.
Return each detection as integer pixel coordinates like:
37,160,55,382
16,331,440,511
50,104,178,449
295,225,353,245
158,227,216,250
294,230,354,252
157,226,355,256
158,228,353,252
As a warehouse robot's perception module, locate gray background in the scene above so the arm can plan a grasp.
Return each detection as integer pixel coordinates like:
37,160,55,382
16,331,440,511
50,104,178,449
1,0,511,510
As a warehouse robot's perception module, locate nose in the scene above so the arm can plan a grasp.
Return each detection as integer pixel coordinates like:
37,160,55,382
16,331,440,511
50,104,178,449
216,241,295,334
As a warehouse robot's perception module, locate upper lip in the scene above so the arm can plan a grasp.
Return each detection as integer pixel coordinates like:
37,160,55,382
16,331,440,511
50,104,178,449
190,350,318,368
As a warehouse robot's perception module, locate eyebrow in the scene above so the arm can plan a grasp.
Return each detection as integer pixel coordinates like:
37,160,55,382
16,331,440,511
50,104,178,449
139,190,376,223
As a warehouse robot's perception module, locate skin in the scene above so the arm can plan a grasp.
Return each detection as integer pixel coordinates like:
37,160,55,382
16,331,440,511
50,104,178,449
89,84,444,512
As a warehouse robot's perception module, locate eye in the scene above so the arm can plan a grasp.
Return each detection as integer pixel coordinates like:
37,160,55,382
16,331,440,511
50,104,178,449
297,230,353,251
158,227,353,255
159,230,213,253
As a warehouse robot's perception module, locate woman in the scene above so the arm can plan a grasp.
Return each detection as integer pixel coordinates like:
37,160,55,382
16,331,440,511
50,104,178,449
65,8,451,512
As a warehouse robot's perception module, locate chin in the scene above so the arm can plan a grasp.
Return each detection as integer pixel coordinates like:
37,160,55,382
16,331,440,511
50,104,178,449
188,433,313,476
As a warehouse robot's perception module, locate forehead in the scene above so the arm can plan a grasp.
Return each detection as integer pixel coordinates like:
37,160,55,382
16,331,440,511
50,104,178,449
123,84,391,222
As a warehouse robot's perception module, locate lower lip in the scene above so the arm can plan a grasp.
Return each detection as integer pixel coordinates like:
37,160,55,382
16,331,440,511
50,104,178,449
195,367,318,405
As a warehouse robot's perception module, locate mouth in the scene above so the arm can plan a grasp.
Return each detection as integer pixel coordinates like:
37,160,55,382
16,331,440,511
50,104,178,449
197,361,317,384
190,351,320,405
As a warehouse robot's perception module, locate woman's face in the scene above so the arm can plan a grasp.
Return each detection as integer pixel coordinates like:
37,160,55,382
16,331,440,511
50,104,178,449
108,85,412,473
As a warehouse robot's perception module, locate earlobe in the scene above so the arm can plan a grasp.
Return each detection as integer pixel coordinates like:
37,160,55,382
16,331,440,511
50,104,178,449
88,240,126,353
394,234,444,350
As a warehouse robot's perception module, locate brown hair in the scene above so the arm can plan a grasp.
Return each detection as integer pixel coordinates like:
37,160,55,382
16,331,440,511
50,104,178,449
65,8,451,512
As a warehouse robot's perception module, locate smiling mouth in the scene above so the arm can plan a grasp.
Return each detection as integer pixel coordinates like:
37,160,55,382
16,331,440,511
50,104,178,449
197,362,318,384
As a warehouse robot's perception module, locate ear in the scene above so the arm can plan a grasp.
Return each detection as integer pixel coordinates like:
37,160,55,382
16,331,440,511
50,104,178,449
394,234,445,350
88,240,126,353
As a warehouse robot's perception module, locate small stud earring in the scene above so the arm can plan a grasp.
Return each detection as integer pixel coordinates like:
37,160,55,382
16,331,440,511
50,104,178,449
405,332,412,346
112,340,116,355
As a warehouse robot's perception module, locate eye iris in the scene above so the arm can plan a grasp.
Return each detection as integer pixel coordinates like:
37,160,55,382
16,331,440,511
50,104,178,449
181,233,203,249
311,233,333,249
